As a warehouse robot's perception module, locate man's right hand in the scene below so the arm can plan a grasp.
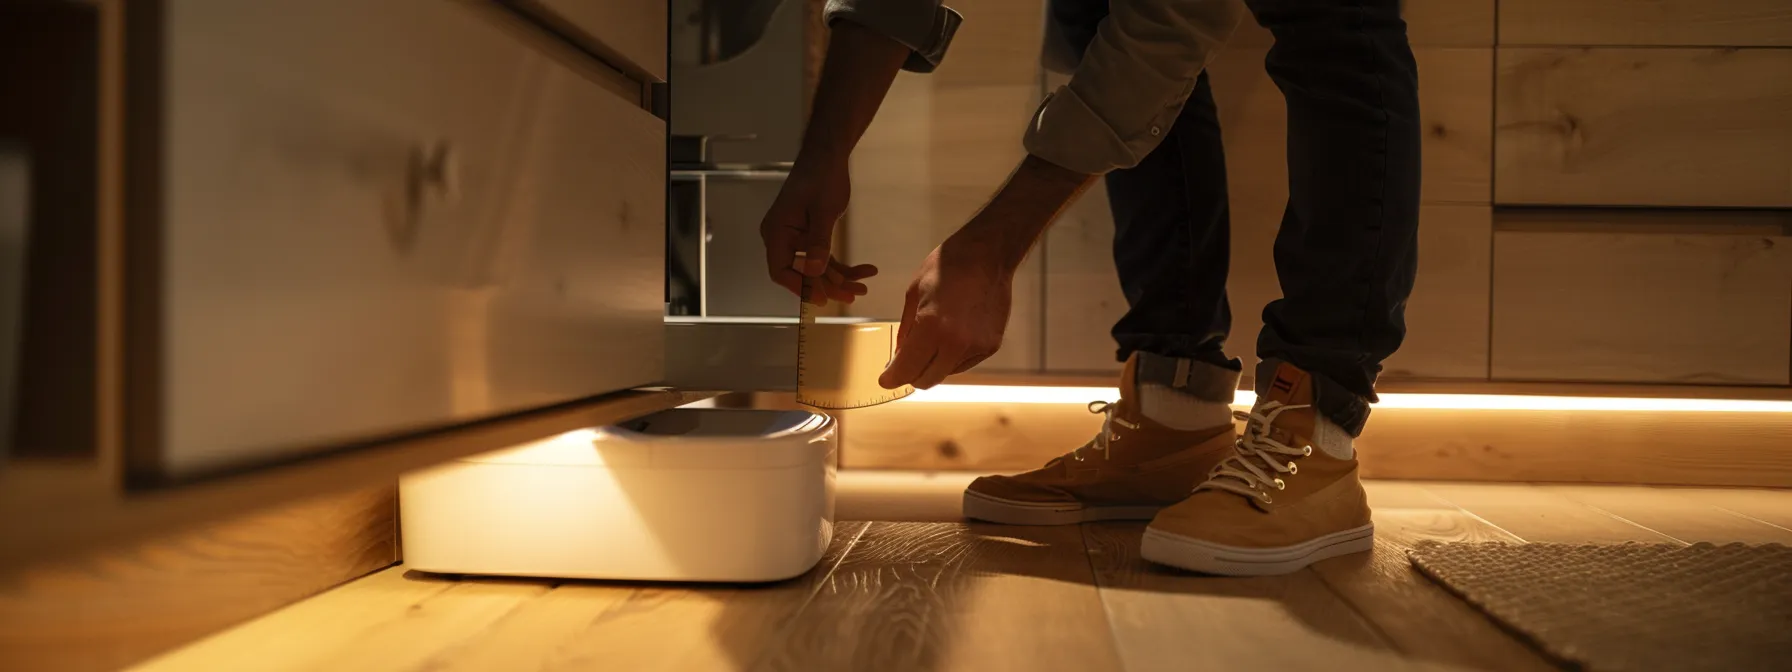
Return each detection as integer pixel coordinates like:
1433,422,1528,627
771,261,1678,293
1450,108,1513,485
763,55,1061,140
759,159,878,306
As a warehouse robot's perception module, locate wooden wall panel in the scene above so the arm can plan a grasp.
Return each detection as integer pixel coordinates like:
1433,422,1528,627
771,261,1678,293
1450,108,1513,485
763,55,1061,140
1210,47,1493,206
0,488,398,672
844,0,1047,373
1498,0,1792,48
932,0,1045,86
1494,48,1792,208
1041,180,1127,372
1041,48,1494,378
1491,220,1792,385
1381,205,1491,379
1232,0,1496,47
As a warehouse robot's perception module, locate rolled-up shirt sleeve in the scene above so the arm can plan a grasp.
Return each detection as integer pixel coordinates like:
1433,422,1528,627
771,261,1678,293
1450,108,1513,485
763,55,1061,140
824,0,964,73
1025,0,1245,175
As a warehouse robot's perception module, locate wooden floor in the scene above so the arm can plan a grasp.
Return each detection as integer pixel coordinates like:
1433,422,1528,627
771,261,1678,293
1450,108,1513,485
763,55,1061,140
135,476,1792,672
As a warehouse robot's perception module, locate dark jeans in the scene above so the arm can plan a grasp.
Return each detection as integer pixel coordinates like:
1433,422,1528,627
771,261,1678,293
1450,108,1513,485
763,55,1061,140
1053,0,1421,436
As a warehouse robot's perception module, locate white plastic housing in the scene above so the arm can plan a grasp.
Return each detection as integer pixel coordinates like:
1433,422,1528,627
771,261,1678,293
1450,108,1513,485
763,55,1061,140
400,408,837,582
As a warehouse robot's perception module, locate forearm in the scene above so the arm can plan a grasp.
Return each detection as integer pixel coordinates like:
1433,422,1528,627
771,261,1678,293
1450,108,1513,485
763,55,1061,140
797,21,911,166
956,154,1096,273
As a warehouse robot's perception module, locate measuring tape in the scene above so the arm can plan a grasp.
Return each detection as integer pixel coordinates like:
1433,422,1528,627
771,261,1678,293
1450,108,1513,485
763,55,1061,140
794,269,915,410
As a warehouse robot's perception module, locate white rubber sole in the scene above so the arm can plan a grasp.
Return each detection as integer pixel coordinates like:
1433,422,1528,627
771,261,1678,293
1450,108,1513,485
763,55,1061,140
1139,523,1375,576
962,490,1163,526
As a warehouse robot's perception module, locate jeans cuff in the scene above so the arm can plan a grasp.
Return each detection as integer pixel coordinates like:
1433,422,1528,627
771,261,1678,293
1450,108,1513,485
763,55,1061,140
1135,351,1243,404
1254,359,1371,437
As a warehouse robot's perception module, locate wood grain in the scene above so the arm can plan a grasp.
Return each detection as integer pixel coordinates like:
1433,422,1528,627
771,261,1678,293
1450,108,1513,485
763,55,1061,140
1547,485,1792,545
759,522,1123,671
1,388,709,572
1494,47,1792,207
946,369,1792,402
1420,483,1678,544
836,471,978,522
1498,0,1792,48
0,487,397,672
1354,409,1792,488
1670,487,1792,533
431,522,870,672
1490,228,1792,385
139,524,872,672
1380,205,1491,380
1308,508,1555,671
1041,48,1494,377
838,399,1106,470
841,402,1792,488
1232,0,1495,47
844,80,1046,372
1080,522,1415,671
1209,47,1493,207
931,0,1045,86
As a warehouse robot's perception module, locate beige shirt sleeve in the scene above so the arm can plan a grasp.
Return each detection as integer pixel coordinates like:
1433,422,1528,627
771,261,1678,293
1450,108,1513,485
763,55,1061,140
1025,0,1246,175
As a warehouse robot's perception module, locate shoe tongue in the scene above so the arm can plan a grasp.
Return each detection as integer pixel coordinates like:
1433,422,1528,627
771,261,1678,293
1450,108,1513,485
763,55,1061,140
1255,361,1313,406
1253,362,1316,445
1120,352,1143,399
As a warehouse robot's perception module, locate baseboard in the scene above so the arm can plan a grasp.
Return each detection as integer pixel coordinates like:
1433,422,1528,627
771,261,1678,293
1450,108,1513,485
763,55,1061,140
838,396,1792,487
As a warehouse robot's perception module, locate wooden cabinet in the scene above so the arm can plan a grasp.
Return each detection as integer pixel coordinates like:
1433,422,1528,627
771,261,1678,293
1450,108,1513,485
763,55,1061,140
1494,48,1792,208
1490,214,1792,385
1,0,686,572
1498,0,1792,47
132,0,665,480
529,0,670,81
1037,47,1496,378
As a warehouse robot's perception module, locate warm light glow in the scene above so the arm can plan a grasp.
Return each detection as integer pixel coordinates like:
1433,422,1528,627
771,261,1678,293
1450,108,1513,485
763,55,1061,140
904,385,1792,413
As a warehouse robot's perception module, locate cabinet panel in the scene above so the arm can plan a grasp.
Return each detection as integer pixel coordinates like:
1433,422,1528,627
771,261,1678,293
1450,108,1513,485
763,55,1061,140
1041,49,1494,378
1232,0,1495,47
145,0,664,479
1491,222,1792,385
530,0,668,81
1499,0,1792,47
846,80,1046,372
1494,48,1792,208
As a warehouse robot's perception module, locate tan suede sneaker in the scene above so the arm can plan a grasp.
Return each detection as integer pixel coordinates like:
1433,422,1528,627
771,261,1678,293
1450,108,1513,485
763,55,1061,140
961,353,1238,526
1140,362,1373,575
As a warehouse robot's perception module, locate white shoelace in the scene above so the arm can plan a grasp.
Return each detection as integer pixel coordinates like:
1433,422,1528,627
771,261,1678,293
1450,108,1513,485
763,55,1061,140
1072,400,1139,461
1195,401,1314,504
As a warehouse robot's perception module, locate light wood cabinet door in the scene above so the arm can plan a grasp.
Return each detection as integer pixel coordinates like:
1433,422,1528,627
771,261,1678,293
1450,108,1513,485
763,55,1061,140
1490,218,1792,385
530,0,668,81
1494,48,1792,208
136,0,664,479
1498,0,1792,47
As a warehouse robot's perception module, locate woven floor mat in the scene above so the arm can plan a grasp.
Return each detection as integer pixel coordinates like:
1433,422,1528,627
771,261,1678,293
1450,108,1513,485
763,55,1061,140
1408,542,1792,671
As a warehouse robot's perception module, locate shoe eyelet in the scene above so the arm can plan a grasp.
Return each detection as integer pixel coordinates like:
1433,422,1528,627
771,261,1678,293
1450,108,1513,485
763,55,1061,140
1259,493,1274,504
1274,478,1286,490
1302,445,1314,456
1287,463,1298,474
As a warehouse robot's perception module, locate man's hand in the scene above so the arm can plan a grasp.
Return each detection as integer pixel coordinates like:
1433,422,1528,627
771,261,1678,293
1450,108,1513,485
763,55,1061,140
759,161,878,306
878,234,1013,390
878,155,1097,389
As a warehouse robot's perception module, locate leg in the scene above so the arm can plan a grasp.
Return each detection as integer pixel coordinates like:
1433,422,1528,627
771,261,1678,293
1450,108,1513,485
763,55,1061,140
1046,0,1236,372
1137,0,1415,576
959,0,1244,527
1249,0,1421,435
1106,71,1236,372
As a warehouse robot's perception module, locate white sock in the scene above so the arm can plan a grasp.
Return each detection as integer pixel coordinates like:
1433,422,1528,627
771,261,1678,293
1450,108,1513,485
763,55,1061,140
1139,384,1233,430
1312,414,1355,460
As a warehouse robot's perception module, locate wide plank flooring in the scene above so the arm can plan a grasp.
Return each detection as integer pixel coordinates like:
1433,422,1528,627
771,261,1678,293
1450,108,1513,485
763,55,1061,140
137,478,1792,672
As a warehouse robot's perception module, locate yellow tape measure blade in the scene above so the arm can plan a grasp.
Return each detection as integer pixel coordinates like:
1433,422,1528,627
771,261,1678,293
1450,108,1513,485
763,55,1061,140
795,274,914,410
